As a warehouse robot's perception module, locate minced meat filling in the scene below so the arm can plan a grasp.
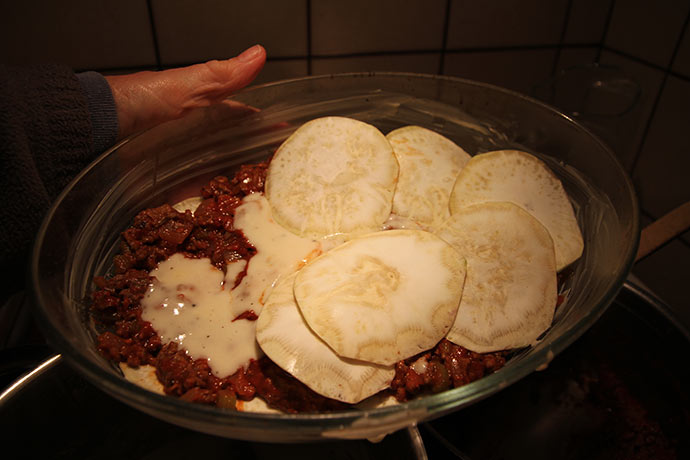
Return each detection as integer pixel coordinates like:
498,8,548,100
390,339,507,401
91,160,507,412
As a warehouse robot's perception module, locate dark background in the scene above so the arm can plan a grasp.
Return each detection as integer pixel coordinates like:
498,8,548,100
2,0,689,328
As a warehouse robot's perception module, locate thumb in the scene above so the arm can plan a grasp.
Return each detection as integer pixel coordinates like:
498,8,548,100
106,45,266,140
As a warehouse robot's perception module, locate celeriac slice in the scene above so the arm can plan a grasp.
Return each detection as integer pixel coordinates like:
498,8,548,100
256,272,395,404
437,202,557,353
172,196,202,213
120,364,165,395
265,116,398,238
387,126,471,228
294,229,466,366
449,149,583,270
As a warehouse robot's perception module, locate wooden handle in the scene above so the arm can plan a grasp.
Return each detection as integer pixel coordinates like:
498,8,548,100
636,201,690,262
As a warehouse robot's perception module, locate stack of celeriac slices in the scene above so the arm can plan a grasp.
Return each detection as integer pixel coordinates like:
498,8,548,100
125,116,584,409
256,117,583,405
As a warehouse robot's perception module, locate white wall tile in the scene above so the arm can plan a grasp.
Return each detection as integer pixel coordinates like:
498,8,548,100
0,0,155,70
633,76,690,217
597,51,665,171
672,25,690,78
530,48,600,121
532,49,652,170
312,53,440,75
152,0,308,65
443,49,556,96
553,47,600,71
605,0,690,67
446,0,568,48
311,0,445,55
563,0,612,44
252,59,309,85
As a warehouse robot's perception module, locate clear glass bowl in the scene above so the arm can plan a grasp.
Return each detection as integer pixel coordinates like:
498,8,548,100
31,73,639,442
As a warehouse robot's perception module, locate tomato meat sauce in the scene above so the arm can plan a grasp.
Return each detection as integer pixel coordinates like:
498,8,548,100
90,160,507,413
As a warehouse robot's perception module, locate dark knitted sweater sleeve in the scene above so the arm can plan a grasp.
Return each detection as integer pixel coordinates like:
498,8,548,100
0,64,117,297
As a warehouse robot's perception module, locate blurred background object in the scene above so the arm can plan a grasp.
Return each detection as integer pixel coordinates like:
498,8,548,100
1,0,688,328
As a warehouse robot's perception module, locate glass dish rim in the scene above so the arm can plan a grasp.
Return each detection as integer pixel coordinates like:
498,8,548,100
29,71,640,430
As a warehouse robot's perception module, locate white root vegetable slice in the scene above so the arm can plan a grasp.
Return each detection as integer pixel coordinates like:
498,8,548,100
265,116,398,238
437,202,557,352
172,196,202,213
120,364,164,395
236,397,282,413
387,126,471,228
294,229,466,366
256,273,395,404
449,149,584,270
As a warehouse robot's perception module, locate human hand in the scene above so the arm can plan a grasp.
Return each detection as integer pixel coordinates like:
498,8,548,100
105,45,266,140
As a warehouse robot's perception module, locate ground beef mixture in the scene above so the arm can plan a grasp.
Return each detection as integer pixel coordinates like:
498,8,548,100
390,340,507,401
91,160,507,413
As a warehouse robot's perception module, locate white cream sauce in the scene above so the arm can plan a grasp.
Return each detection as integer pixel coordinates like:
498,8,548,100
141,194,321,378
232,194,322,308
140,194,422,378
141,255,255,377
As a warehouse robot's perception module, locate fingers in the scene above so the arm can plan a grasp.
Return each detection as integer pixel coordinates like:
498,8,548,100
106,45,266,140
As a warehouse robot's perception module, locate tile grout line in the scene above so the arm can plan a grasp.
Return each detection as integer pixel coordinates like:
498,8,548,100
310,44,575,60
90,44,610,75
439,0,452,75
145,0,162,71
87,41,609,73
602,47,690,82
306,0,312,76
551,0,574,76
596,0,617,63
